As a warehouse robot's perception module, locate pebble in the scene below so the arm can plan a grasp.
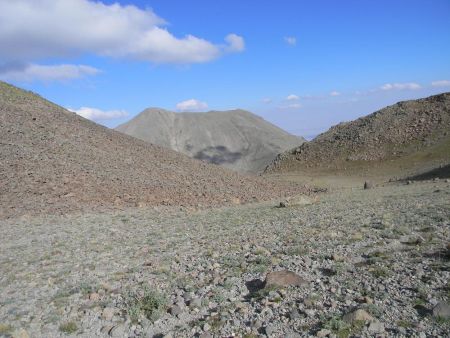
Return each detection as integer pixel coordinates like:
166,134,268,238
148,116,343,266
342,309,374,323
101,307,116,321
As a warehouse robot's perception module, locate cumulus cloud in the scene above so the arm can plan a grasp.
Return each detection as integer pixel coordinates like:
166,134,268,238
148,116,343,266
284,36,297,46
225,34,245,52
176,99,208,112
69,107,128,121
380,82,421,91
431,80,450,87
0,0,244,64
0,62,100,82
330,91,341,96
286,94,299,101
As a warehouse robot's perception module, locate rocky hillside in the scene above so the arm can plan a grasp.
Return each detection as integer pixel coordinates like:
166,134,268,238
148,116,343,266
0,81,308,219
265,92,450,174
116,108,304,173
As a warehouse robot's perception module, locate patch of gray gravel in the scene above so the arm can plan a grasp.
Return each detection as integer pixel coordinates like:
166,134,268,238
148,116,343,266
0,180,449,337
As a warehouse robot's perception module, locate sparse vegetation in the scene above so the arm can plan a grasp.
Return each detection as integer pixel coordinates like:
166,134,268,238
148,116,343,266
59,321,78,334
126,288,167,323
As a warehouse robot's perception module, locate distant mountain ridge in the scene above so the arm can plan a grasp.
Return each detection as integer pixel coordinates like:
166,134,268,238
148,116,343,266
116,108,304,173
265,92,450,175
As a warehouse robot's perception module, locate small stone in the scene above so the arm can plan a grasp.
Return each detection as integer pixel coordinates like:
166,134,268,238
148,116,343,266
432,302,450,319
11,329,29,338
89,292,100,301
251,319,262,329
109,324,127,338
279,201,288,208
199,333,212,338
183,292,193,302
316,328,331,337
102,307,116,321
285,333,302,338
368,321,385,333
265,324,276,336
342,309,374,323
169,305,182,316
364,181,373,189
265,270,307,288
304,309,316,317
289,309,301,320
331,254,344,262
189,297,202,309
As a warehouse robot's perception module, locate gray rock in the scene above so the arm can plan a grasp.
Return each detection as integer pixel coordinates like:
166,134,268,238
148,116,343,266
316,329,331,337
189,297,202,309
168,305,182,316
368,321,385,333
364,181,373,190
102,307,116,321
109,324,127,338
432,302,450,319
265,324,276,336
285,333,302,338
289,309,301,320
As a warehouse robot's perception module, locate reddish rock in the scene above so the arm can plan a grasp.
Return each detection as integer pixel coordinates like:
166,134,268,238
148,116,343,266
264,270,306,288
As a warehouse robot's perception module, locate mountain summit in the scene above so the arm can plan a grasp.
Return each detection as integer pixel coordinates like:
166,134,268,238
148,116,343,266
116,108,304,173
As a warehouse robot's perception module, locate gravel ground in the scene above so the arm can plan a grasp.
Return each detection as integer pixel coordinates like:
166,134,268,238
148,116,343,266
1,180,449,337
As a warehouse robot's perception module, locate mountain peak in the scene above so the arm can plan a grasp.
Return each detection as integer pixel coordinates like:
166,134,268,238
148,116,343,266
116,107,304,173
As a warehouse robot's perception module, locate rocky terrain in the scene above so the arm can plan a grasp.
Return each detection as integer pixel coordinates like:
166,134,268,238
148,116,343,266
1,82,449,338
0,179,449,337
265,93,450,177
116,108,304,173
0,81,308,219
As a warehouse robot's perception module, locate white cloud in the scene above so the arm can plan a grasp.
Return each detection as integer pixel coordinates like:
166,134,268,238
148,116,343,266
176,99,208,112
431,80,450,87
287,103,301,108
284,36,297,46
225,34,245,52
262,98,272,104
0,63,100,82
281,103,301,109
380,82,421,91
69,107,128,121
0,0,244,64
286,94,299,101
330,91,341,96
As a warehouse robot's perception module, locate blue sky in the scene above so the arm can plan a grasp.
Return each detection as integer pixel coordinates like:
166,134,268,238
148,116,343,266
1,0,450,139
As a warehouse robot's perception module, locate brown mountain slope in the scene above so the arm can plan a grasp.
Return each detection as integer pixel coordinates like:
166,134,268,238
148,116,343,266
0,81,307,219
265,92,450,177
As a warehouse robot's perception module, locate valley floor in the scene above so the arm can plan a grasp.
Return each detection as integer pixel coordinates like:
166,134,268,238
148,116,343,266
0,180,449,337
